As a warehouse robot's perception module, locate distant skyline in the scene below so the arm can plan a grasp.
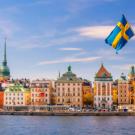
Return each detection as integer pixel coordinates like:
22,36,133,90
0,0,134,81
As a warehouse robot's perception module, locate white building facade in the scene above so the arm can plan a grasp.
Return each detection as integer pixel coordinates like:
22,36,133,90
55,66,83,108
4,84,26,107
94,64,113,110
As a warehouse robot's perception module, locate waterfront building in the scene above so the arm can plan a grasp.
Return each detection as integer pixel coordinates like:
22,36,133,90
82,80,93,107
0,83,4,108
94,64,113,110
55,66,83,108
128,66,135,105
0,40,10,82
50,80,57,105
30,79,52,106
118,73,129,106
4,83,30,108
128,66,135,81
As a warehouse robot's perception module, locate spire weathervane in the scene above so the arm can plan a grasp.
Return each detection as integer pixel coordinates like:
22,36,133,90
3,38,7,66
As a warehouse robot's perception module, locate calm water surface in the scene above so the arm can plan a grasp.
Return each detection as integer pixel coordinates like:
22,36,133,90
0,116,134,135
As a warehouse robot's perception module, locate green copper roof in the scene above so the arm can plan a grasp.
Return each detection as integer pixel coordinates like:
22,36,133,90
56,66,82,83
5,83,29,92
0,65,10,77
129,66,135,75
0,39,10,78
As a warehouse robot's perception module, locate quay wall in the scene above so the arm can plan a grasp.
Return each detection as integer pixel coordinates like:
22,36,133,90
0,112,135,116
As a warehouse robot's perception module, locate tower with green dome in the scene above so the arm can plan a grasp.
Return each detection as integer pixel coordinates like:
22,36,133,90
0,39,10,81
128,66,135,81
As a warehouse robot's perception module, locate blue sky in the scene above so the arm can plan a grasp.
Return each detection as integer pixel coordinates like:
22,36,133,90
0,0,134,81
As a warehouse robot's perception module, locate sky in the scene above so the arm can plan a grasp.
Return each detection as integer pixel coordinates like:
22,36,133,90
0,0,134,81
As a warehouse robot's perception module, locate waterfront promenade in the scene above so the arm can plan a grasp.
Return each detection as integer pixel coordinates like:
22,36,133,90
1,111,135,116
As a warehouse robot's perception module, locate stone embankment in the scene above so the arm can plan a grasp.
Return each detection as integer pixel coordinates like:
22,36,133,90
0,111,135,116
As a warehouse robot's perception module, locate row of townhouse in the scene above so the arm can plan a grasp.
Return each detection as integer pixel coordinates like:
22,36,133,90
2,66,92,110
2,64,135,111
94,64,135,111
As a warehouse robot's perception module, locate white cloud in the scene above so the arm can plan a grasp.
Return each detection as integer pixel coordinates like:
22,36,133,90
59,47,83,51
112,64,135,71
38,56,101,65
75,25,135,39
12,34,89,49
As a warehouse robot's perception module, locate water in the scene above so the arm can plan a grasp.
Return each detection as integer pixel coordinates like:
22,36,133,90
0,116,134,135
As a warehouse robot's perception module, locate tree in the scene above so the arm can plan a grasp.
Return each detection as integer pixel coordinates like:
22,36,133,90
112,88,118,105
83,93,93,107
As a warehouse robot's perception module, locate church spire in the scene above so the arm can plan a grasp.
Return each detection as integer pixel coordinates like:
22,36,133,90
3,38,7,66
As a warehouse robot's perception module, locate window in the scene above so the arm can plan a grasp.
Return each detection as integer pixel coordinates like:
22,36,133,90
78,98,80,102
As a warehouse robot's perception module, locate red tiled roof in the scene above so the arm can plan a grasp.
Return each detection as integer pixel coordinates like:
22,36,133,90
96,64,111,78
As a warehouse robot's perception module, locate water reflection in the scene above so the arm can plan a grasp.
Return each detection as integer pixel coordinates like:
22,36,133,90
0,116,134,135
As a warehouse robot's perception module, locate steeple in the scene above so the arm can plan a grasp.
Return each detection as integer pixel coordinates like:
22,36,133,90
3,38,7,66
0,38,10,81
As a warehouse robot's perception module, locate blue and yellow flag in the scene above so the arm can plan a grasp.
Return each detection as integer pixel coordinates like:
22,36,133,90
105,15,134,53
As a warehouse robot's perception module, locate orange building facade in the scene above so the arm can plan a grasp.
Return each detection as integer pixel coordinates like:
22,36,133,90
0,83,4,108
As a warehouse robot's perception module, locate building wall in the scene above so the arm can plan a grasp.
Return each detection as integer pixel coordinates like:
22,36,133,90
0,92,4,108
4,92,25,106
118,82,129,105
31,80,52,105
24,91,31,105
55,82,83,108
94,81,113,109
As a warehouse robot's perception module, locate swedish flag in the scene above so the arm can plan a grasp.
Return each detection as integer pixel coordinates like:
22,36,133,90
105,15,134,53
